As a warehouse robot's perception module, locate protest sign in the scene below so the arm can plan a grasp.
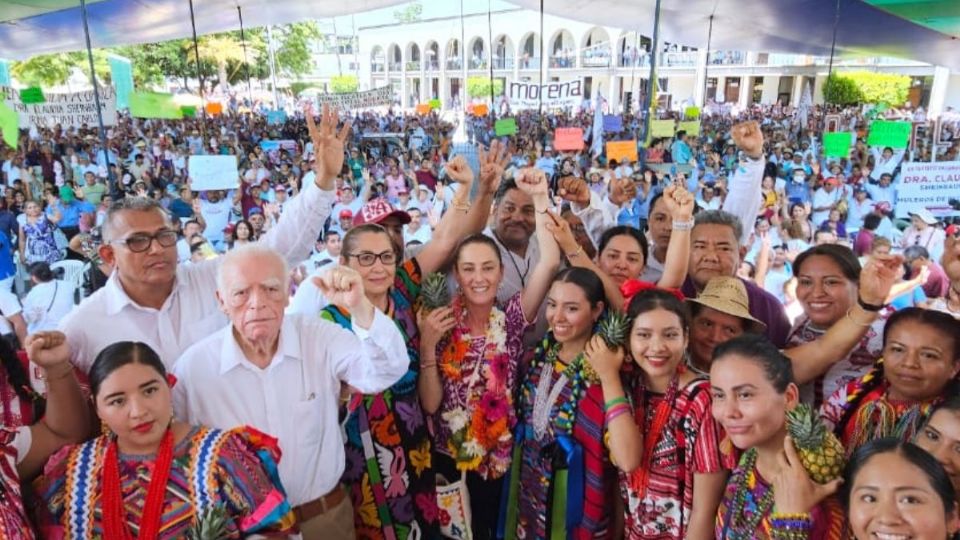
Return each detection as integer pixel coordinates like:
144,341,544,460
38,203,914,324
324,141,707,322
188,155,239,191
650,120,675,138
1,86,117,128
259,140,298,164
0,102,18,149
315,86,394,110
266,110,287,125
867,121,911,148
894,162,960,218
20,87,44,104
429,98,441,110
603,115,623,132
678,121,700,135
647,163,695,177
472,104,489,116
495,118,518,136
606,140,638,163
554,127,585,151
506,79,584,109
823,132,852,158
130,92,182,120
415,104,431,115
205,102,223,116
684,106,700,119
108,55,133,110
180,106,196,118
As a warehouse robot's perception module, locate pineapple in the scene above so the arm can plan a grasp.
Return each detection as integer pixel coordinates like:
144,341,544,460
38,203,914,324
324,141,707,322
420,272,451,312
187,505,230,540
786,403,846,484
597,311,630,350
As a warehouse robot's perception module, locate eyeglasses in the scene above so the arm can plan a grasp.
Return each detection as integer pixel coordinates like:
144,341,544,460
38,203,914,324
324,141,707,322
345,250,397,267
113,230,178,253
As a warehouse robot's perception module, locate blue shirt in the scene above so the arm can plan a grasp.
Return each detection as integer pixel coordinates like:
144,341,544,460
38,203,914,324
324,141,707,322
0,231,14,281
48,200,94,227
671,140,692,164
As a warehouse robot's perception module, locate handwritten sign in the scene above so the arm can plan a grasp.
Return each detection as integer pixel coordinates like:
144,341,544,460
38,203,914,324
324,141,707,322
678,121,700,136
429,98,441,110
415,104,431,115
650,120,675,138
554,128,584,151
205,102,223,116
188,155,239,191
472,104,489,116
823,132,853,158
867,121,911,148
495,118,518,136
315,86,395,110
684,106,700,119
606,140,638,164
2,86,117,128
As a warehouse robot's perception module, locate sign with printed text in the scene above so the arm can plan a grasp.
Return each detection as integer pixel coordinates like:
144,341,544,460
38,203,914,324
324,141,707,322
867,120,911,148
553,127,584,151
506,79,584,110
188,155,239,191
20,87,45,104
678,120,700,135
1,85,117,129
314,86,394,110
650,120,675,138
894,162,960,218
602,114,623,132
494,118,518,136
606,140,638,163
823,132,853,158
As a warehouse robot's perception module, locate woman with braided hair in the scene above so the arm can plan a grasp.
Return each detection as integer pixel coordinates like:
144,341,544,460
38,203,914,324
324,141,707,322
820,307,960,457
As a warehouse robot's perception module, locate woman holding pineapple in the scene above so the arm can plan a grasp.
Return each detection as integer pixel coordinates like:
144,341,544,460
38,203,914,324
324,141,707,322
586,288,731,540
711,334,850,539
821,307,960,457
417,166,560,539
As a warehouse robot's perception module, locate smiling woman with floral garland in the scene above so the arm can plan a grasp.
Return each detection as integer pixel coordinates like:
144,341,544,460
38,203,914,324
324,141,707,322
418,167,560,539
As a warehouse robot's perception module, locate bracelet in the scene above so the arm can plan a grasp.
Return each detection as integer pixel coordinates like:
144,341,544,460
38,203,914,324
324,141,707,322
770,512,812,540
845,307,875,327
604,396,629,411
857,296,884,312
605,403,632,425
567,245,584,259
420,363,438,369
672,219,695,231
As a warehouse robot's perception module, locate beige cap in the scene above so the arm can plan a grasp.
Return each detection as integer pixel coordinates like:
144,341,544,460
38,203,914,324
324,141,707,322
686,276,767,333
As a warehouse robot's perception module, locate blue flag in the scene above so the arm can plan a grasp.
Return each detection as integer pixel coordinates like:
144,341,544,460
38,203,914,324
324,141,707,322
108,55,134,110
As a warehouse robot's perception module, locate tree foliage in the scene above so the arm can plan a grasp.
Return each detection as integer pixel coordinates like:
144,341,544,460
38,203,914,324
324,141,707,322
823,74,861,106
466,76,503,99
822,71,911,106
393,2,423,23
330,75,359,94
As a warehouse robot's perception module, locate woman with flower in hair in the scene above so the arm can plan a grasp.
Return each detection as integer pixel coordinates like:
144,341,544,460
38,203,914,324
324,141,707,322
418,166,560,539
820,307,960,457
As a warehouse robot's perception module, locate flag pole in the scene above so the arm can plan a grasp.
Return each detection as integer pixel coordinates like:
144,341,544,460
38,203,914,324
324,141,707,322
78,0,117,196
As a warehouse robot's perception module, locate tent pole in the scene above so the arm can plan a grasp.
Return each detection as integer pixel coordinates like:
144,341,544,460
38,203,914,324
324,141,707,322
266,25,280,111
821,0,842,134
237,5,254,108
639,0,662,158
487,0,495,107
538,0,544,117
702,15,714,108
78,0,116,196
187,0,206,139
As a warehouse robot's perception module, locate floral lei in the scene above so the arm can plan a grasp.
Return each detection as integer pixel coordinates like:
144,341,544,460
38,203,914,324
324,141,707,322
439,297,514,475
523,335,596,438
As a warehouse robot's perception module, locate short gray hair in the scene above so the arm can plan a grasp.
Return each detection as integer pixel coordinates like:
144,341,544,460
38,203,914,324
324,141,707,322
694,210,744,246
101,197,168,242
217,244,289,294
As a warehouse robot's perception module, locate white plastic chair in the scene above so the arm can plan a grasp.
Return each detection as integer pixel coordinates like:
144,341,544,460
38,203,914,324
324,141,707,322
50,260,86,302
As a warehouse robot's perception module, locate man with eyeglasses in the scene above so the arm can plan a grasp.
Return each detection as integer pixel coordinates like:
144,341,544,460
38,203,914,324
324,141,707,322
59,104,352,374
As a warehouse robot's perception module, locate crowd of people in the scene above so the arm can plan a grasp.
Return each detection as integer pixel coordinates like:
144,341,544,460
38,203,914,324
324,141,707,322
0,92,958,540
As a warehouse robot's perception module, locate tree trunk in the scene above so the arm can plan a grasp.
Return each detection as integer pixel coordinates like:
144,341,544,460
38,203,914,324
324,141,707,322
218,62,228,92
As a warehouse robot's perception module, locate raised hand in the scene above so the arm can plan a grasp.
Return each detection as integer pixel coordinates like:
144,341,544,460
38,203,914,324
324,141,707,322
770,436,842,514
731,121,764,159
543,210,579,255
858,254,902,306
443,155,475,185
662,184,695,222
477,139,511,196
305,103,352,189
584,334,625,383
313,266,368,314
609,178,638,206
943,235,960,283
417,306,457,351
557,176,591,205
515,167,549,197
25,331,71,371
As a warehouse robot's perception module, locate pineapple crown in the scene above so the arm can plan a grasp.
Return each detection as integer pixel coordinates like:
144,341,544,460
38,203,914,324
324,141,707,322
786,403,827,446
420,272,451,310
597,310,629,349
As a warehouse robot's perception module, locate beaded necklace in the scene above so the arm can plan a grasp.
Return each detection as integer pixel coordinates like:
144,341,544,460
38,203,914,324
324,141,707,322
721,448,775,540
526,338,589,440
847,388,939,452
628,376,680,498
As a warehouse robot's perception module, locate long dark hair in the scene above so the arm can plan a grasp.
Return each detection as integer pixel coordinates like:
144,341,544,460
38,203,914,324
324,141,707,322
712,334,795,393
89,342,166,399
454,233,503,267
0,338,44,421
626,288,689,335
551,267,606,310
793,244,861,283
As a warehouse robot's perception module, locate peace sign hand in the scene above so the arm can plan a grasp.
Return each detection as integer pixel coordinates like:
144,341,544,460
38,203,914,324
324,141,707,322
478,139,511,196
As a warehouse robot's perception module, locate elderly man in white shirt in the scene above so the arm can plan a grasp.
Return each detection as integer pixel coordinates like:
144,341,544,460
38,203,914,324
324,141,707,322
172,245,407,539
60,105,351,373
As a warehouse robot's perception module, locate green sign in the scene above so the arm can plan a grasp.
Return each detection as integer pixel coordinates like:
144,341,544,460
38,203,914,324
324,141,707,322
867,121,911,149
684,106,700,119
0,102,18,149
19,87,44,104
823,132,853,158
429,98,441,110
129,92,183,120
494,118,517,136
180,106,197,118
678,120,700,136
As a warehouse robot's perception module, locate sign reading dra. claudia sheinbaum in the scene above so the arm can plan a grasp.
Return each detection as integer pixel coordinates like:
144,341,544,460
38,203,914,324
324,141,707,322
314,87,395,110
895,162,960,218
507,79,584,110
1,86,117,129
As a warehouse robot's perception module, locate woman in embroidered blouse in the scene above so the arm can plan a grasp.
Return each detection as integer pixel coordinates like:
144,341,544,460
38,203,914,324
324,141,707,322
843,438,960,540
0,331,88,539
587,289,729,540
417,167,560,539
711,334,849,539
820,307,960,458
36,341,295,539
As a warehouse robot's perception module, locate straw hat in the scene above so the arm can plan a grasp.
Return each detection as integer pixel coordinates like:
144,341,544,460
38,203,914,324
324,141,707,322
686,276,767,333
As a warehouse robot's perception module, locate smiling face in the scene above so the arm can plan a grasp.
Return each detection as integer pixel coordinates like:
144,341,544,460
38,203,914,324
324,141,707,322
454,242,503,307
342,231,397,299
848,451,960,540
710,354,797,451
883,319,960,402
95,362,173,454
629,308,687,383
545,281,602,346
493,188,536,251
598,234,646,286
795,254,857,328
916,409,960,494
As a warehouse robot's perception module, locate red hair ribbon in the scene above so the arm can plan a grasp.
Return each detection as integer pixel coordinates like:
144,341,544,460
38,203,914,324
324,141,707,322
619,279,685,308
165,373,178,389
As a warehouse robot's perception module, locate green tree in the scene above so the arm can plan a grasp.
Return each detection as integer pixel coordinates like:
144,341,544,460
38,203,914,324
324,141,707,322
393,2,423,23
823,74,862,106
466,76,503,99
846,71,910,105
196,35,251,91
330,75,358,93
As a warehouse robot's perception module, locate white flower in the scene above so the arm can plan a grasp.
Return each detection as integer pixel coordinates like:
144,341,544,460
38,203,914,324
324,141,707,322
463,439,485,456
442,408,469,433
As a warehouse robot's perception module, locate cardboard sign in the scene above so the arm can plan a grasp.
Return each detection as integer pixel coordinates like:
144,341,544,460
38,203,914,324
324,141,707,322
315,86,394,110
602,114,623,132
554,127,584,151
650,120,675,138
20,87,45,104
429,98,441,110
2,86,117,128
129,92,182,120
415,104,431,115
678,121,700,136
472,104,489,116
823,132,853,158
895,162,960,218
0,101,18,149
867,120,911,148
180,106,197,118
188,155,239,191
205,102,223,116
684,106,700,119
606,140,638,163
495,118,518,136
